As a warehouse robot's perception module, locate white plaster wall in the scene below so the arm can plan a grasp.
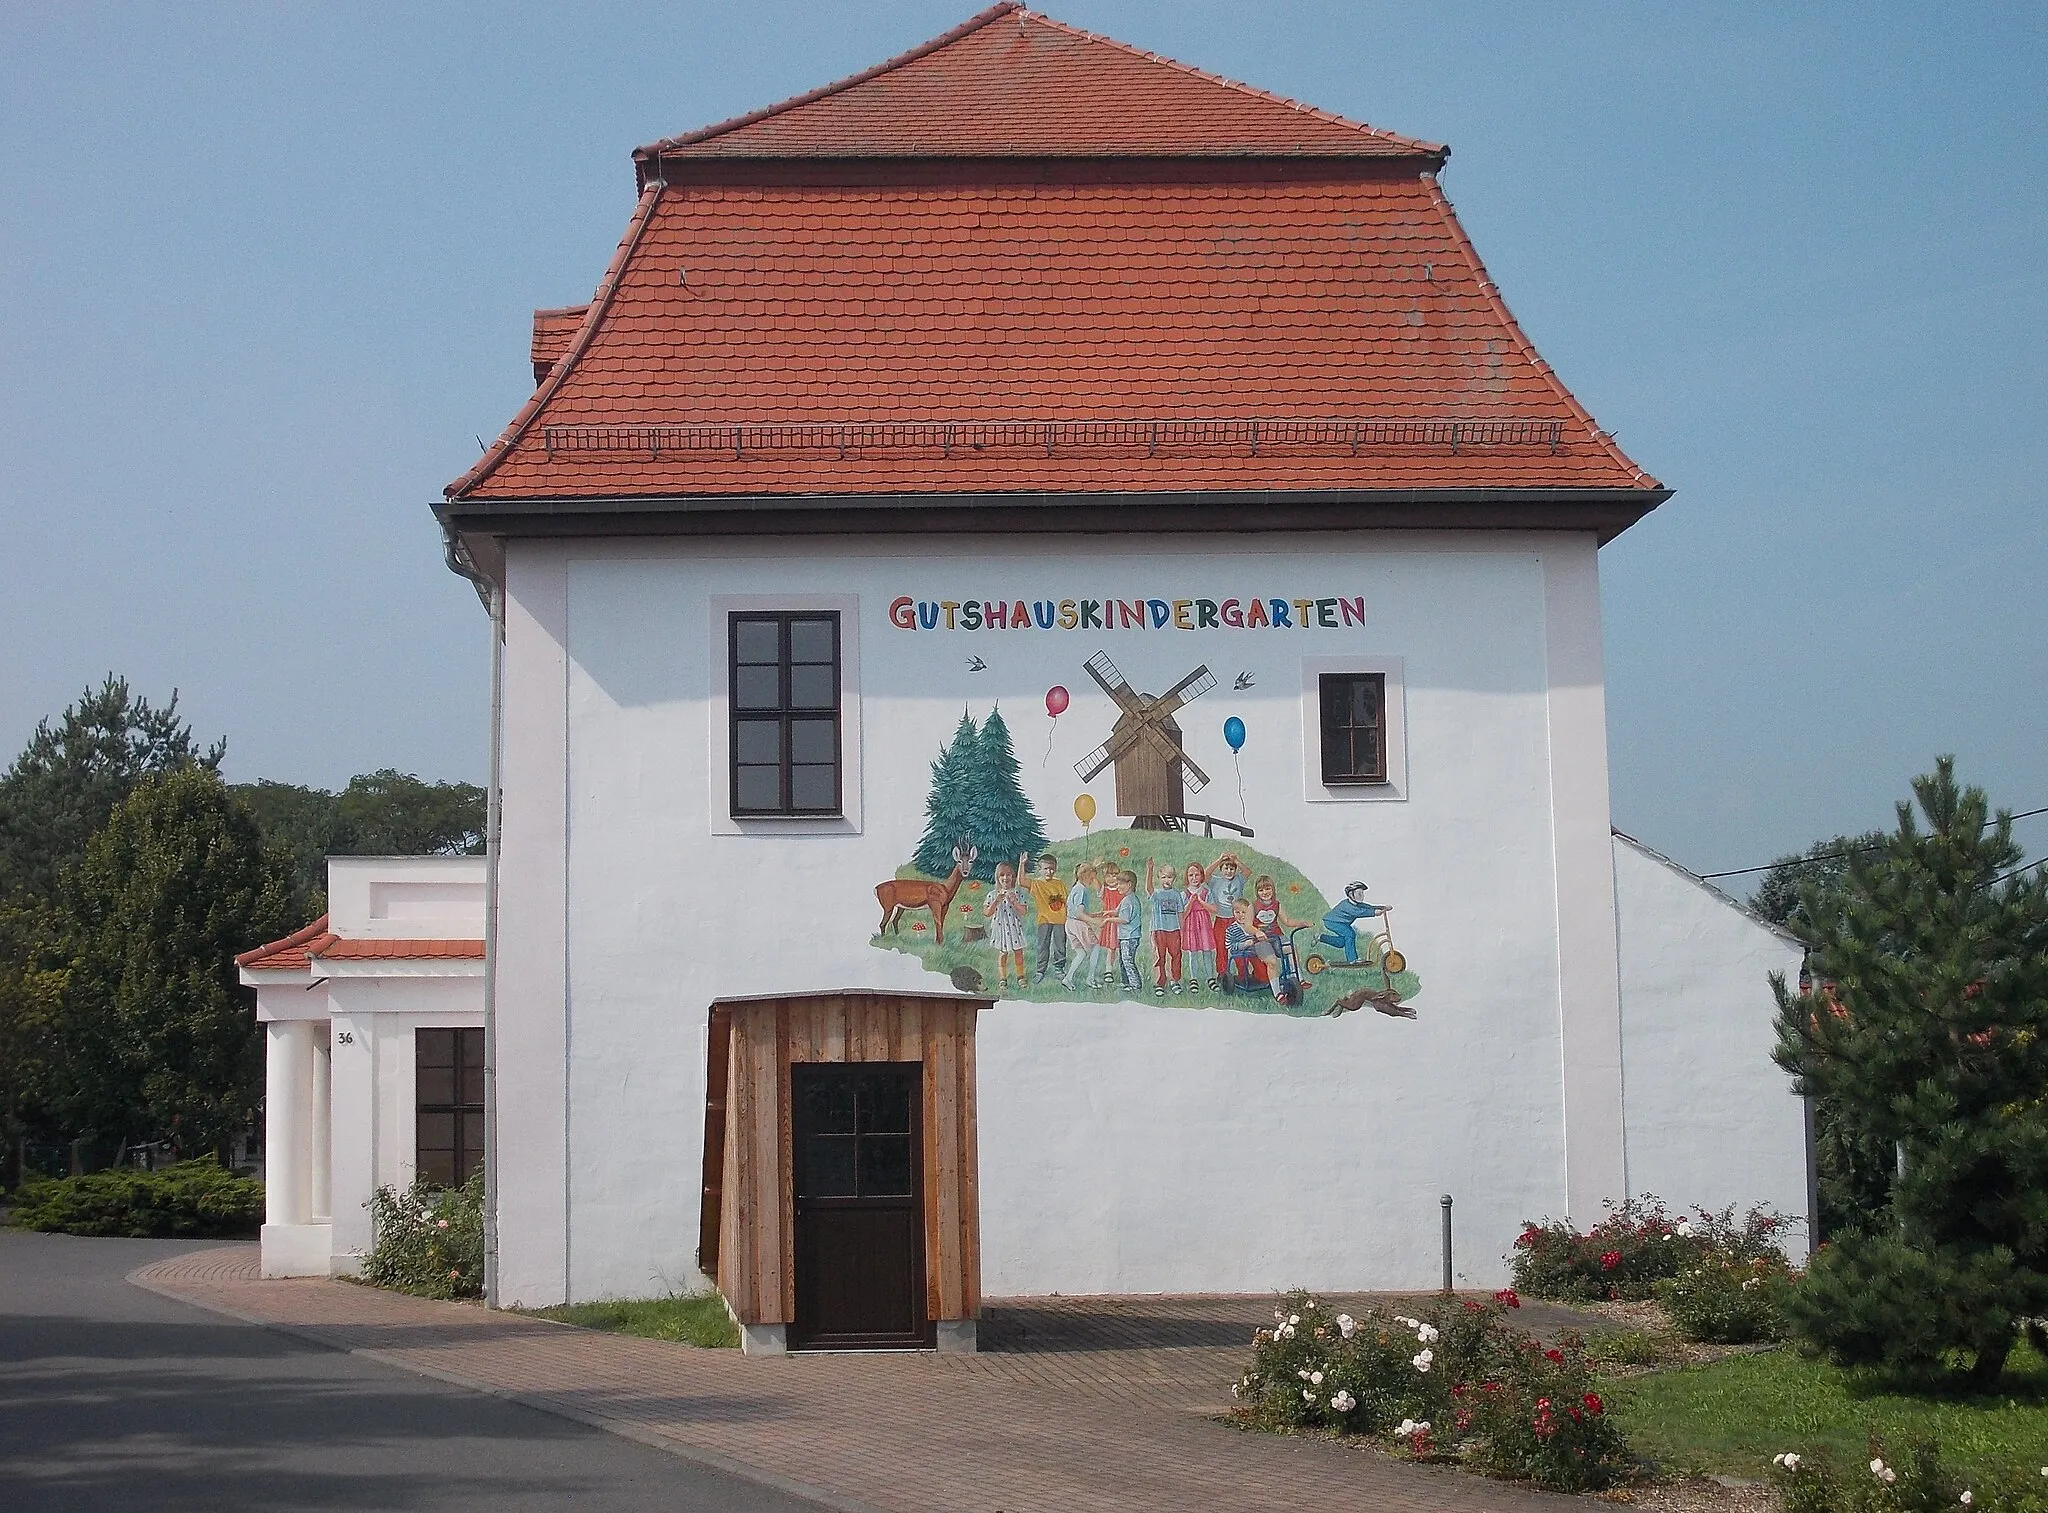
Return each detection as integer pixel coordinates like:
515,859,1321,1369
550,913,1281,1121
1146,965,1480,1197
1613,835,1811,1259
490,529,1627,1302
328,856,484,938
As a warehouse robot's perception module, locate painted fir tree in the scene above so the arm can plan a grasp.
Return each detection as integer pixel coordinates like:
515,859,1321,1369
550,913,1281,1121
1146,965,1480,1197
957,707,1046,882
1772,757,2048,1383
912,712,981,880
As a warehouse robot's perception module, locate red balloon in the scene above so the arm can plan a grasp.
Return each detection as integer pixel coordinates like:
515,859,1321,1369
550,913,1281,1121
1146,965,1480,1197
1045,685,1070,717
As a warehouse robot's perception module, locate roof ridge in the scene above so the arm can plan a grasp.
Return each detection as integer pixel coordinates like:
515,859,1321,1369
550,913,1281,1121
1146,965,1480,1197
448,181,665,500
637,2,1023,162
1421,176,1660,491
1012,6,1443,158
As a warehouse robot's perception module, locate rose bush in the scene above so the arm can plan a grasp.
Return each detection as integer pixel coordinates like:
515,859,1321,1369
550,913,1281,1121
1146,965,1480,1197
1511,1195,1796,1320
1232,1291,1632,1491
1772,1440,2048,1513
359,1169,483,1299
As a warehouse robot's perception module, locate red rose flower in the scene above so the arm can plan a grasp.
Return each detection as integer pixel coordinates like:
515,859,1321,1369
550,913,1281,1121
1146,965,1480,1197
1599,1249,1622,1270
1582,1392,1604,1416
1544,1348,1564,1364
1494,1288,1521,1308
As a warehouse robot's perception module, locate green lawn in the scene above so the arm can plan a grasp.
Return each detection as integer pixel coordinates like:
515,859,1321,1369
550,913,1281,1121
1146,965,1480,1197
1604,1341,2048,1481
518,1293,738,1349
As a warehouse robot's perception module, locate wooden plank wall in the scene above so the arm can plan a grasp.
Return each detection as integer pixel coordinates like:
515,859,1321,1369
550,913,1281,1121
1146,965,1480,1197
712,993,982,1328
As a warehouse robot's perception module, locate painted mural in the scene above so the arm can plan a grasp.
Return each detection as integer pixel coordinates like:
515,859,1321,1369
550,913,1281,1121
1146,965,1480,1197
870,651,1423,1020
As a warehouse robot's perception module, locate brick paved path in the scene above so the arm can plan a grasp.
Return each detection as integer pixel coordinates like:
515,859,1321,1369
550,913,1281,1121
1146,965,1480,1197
134,1248,1585,1513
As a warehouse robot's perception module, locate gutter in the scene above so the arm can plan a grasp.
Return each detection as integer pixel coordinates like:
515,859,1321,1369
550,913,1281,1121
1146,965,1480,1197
441,525,505,1306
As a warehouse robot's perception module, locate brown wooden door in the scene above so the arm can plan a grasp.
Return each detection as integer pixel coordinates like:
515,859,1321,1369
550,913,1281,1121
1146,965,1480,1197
790,1063,930,1349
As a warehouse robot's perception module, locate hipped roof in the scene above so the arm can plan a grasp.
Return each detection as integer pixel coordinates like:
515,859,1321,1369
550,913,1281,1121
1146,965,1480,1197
444,4,1664,528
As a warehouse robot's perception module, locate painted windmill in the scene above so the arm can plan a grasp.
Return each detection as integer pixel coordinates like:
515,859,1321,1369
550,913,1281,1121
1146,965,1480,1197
1073,652,1217,829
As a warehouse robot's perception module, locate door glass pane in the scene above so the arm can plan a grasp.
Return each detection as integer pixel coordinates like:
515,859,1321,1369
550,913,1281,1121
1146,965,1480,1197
859,1134,913,1197
800,1074,857,1134
857,1073,912,1133
417,1028,454,1069
789,665,835,709
734,666,780,710
803,1135,857,1197
789,718,835,765
418,1111,454,1155
417,1145,455,1190
788,619,835,664
417,1066,456,1106
735,765,781,810
790,764,836,810
735,718,781,765
733,619,780,664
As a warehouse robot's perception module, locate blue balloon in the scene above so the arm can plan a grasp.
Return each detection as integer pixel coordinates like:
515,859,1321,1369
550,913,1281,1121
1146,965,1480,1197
1223,716,1246,752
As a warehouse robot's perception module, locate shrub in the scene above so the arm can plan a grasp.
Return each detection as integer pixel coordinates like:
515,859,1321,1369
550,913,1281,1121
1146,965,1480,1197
1512,1196,1796,1315
1771,1439,2048,1513
360,1171,483,1299
10,1158,262,1237
1232,1290,1633,1492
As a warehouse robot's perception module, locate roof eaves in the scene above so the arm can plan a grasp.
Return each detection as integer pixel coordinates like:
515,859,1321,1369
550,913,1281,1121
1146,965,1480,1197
445,184,665,501
1423,176,1661,493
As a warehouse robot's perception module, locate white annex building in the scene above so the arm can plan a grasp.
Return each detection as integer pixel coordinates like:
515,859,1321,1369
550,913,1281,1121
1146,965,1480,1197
246,6,1808,1349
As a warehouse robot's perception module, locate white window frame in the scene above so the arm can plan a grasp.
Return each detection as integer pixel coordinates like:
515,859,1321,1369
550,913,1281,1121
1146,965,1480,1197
1299,655,1408,803
707,593,863,835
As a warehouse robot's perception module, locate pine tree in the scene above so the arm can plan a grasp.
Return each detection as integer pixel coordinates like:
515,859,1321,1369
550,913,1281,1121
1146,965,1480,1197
956,707,1046,882
61,767,294,1159
913,712,981,879
1772,757,2048,1384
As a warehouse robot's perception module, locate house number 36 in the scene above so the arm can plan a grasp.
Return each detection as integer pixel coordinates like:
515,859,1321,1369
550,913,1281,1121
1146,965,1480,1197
335,1031,355,1045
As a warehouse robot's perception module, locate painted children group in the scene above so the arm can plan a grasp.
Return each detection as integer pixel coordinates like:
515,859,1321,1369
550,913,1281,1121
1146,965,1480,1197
976,851,1391,1006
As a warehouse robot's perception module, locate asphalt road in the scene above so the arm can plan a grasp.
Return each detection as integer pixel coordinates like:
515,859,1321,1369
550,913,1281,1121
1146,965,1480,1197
0,1229,825,1513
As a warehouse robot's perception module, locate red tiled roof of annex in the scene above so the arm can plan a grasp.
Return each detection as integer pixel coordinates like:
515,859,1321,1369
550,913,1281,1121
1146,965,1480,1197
448,3,1657,503
236,917,482,971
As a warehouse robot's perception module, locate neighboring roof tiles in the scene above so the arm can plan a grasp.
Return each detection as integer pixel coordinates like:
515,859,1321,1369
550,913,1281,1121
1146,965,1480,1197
531,305,589,385
314,938,485,961
236,917,335,972
641,4,1442,164
236,916,484,971
450,173,1657,500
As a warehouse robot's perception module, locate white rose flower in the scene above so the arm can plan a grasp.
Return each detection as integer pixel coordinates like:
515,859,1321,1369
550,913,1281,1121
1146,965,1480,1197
1288,1314,1301,1326
1395,1419,1417,1437
1872,1461,1888,1476
1303,1388,1316,1402
1336,1313,1358,1338
1331,1391,1355,1413
1412,1349,1433,1372
1417,1323,1440,1344
1298,1368,1311,1380
1310,1371,1324,1385
1960,1492,1973,1506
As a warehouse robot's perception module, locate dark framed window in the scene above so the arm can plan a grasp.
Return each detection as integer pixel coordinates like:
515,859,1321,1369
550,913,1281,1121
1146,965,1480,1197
416,1027,484,1188
1318,672,1388,785
730,611,841,816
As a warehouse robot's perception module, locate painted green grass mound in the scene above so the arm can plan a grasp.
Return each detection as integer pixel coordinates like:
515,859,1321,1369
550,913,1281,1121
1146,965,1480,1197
873,828,1421,1018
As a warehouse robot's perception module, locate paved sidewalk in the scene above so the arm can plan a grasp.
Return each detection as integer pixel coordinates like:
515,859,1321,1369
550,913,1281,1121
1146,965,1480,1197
136,1249,1582,1513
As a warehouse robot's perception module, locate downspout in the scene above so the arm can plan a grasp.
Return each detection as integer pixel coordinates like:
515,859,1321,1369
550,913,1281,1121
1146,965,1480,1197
443,524,504,1306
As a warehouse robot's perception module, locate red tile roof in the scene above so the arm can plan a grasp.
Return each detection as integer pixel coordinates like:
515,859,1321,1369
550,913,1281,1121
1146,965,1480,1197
640,4,1443,163
236,917,336,972
445,6,1659,509
314,938,485,961
236,916,483,971
531,305,588,385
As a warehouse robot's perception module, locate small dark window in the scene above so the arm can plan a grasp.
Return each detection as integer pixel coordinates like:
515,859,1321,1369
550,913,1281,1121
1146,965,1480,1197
730,612,841,816
417,1028,484,1188
1319,673,1388,785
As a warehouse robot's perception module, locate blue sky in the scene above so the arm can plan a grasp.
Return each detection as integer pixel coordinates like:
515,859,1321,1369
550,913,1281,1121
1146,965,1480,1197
3,2,2043,880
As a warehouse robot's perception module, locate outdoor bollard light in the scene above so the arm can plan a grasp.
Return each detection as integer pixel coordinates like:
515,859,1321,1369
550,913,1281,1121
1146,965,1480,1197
1440,1194,1454,1293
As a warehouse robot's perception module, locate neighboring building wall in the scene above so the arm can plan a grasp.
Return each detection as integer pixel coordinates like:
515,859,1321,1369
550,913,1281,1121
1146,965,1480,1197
493,528,1635,1303
1612,833,1810,1259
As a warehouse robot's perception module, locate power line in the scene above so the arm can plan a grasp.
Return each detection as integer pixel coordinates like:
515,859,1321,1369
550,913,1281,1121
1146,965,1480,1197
1696,805,2048,882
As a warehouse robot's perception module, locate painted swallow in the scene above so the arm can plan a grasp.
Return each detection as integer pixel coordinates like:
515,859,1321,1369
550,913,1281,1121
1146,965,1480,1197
966,656,987,672
1233,671,1256,690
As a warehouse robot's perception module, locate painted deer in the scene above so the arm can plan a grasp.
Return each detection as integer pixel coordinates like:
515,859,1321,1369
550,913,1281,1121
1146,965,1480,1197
877,843,977,945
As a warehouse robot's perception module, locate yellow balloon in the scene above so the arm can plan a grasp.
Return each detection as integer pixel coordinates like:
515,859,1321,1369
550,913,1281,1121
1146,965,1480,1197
1073,793,1097,826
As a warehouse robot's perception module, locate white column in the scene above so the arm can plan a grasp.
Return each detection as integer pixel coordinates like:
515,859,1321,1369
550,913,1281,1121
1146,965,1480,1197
264,1021,312,1227
327,1010,378,1270
310,1027,332,1222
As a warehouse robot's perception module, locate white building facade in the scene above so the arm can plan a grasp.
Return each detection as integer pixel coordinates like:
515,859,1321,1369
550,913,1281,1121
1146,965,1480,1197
415,6,1809,1343
240,857,484,1278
